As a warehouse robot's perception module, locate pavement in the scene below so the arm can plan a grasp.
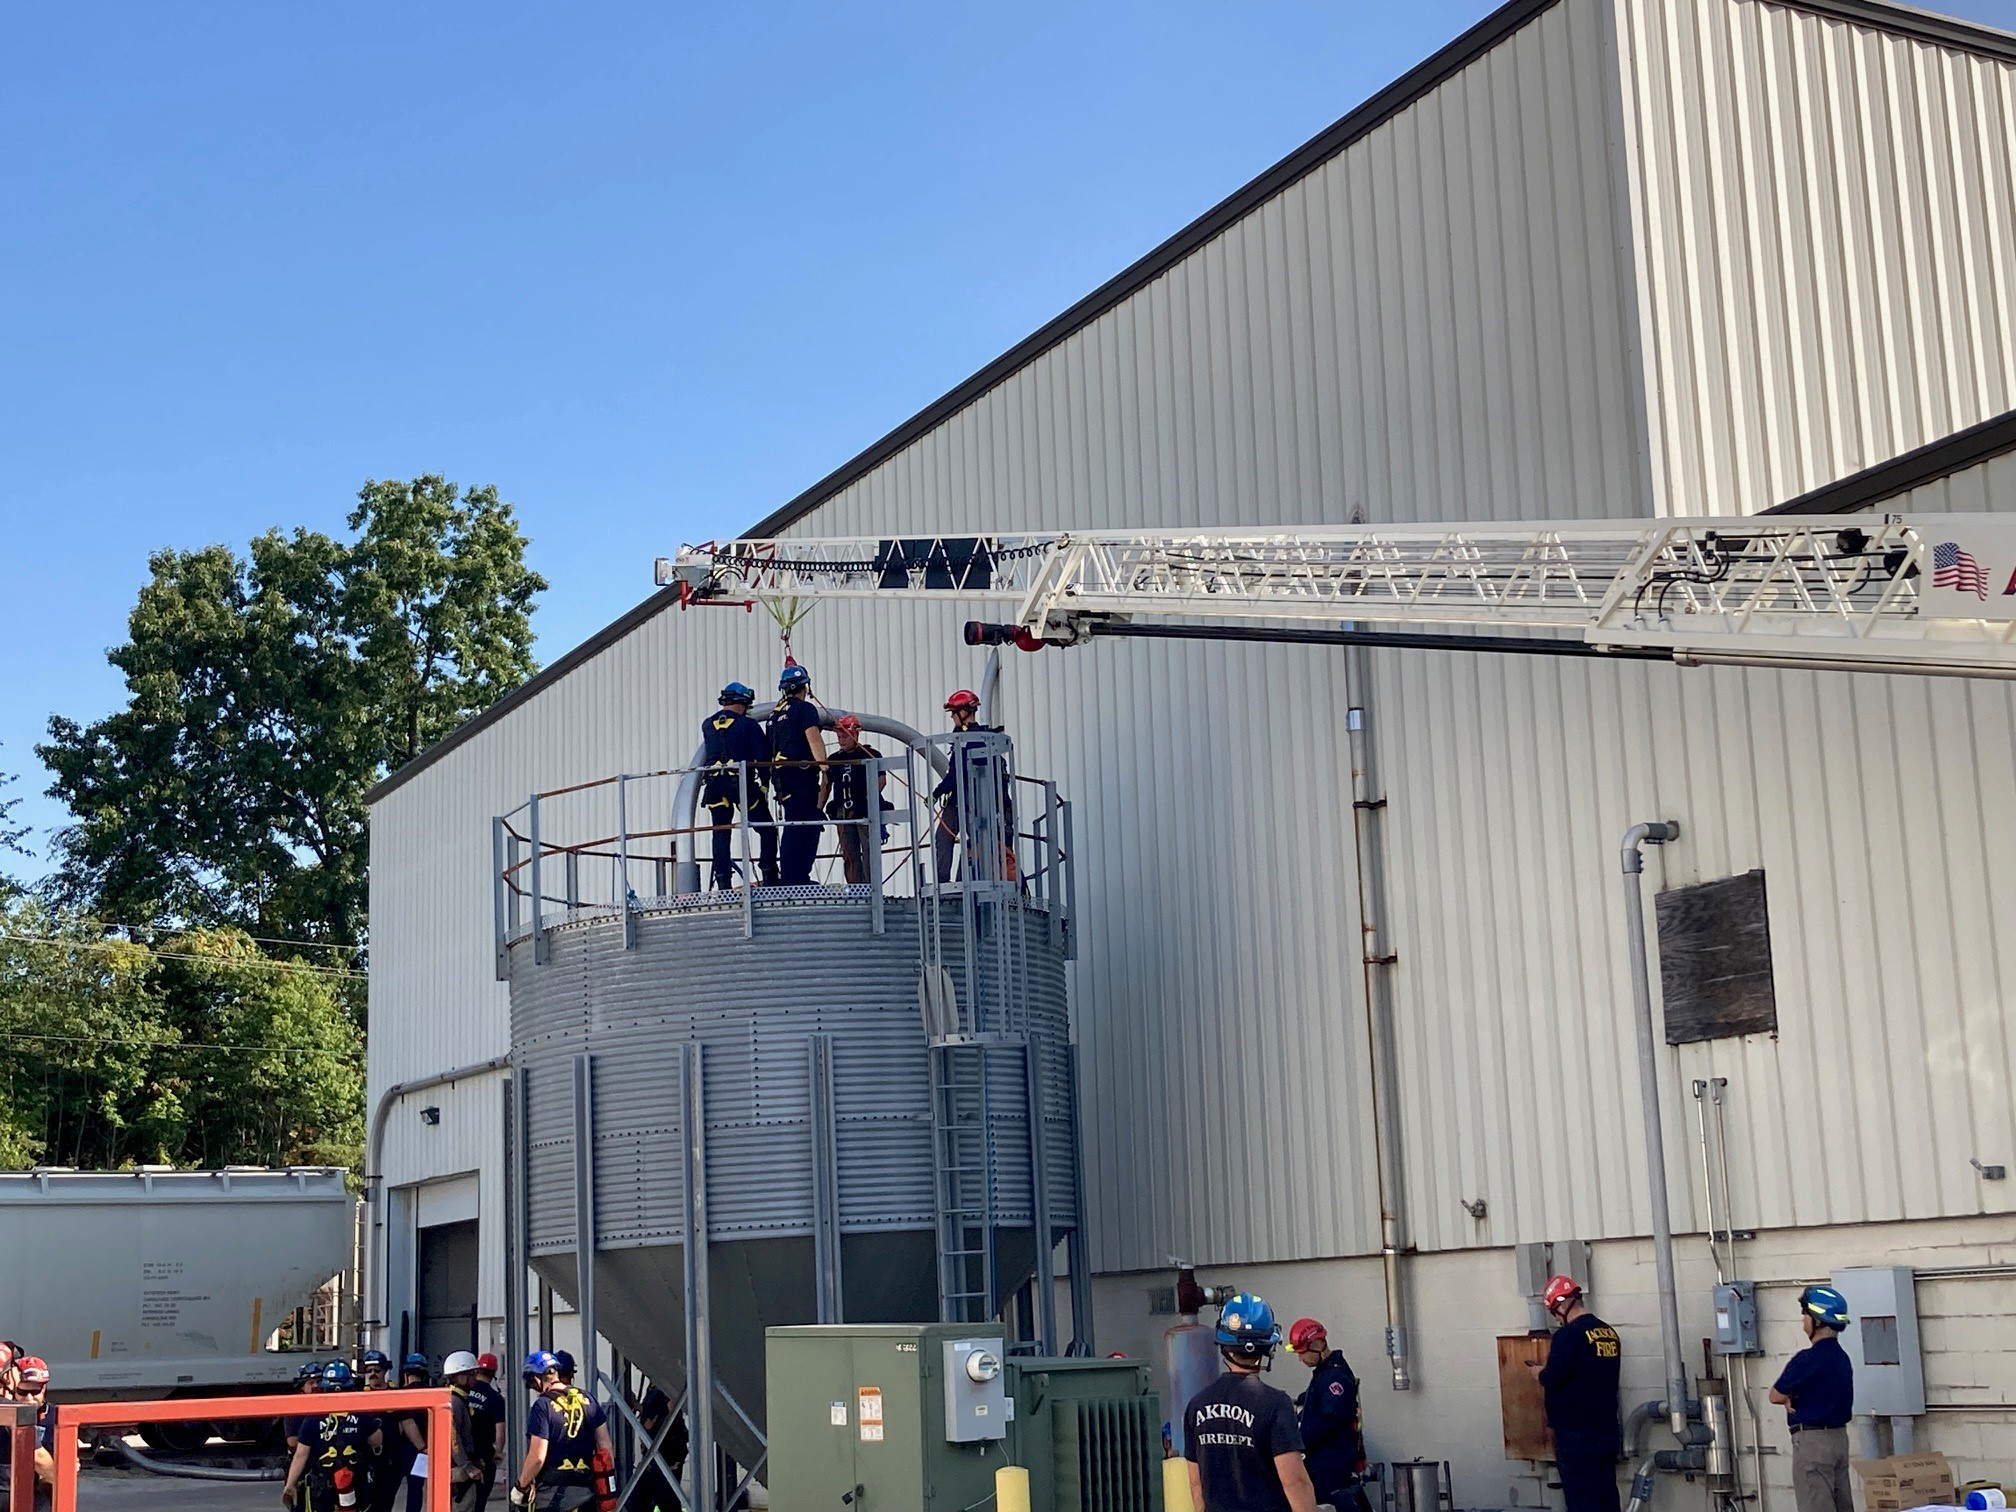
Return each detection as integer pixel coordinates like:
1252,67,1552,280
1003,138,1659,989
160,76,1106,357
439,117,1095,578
76,1463,286,1508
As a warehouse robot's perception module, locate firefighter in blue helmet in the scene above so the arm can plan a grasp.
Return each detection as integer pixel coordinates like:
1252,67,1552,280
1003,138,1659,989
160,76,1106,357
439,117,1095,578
1771,1286,1855,1512
766,664,827,887
700,681,778,890
1183,1292,1319,1512
513,1350,613,1511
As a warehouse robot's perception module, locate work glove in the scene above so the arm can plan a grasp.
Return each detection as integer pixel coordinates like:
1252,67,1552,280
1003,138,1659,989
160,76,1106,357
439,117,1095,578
508,1489,530,1508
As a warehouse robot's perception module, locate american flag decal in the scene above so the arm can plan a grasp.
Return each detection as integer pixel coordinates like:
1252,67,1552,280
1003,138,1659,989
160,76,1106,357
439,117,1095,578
1932,541,1990,599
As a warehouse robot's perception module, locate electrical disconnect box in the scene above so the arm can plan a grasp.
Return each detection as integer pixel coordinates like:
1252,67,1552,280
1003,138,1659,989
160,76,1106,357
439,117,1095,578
1713,1281,1762,1355
1832,1267,1925,1417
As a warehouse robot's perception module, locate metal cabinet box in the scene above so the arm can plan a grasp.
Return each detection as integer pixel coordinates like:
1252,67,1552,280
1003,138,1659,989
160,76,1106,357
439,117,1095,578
1832,1267,1925,1417
768,1324,1005,1512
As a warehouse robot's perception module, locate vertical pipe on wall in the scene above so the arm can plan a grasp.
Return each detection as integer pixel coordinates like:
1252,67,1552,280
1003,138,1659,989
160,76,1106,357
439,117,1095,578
1621,820,1687,1435
504,1068,530,1471
1344,645,1412,1391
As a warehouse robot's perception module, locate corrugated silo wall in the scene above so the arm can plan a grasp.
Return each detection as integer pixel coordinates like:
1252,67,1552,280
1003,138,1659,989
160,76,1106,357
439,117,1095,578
509,899,1076,1253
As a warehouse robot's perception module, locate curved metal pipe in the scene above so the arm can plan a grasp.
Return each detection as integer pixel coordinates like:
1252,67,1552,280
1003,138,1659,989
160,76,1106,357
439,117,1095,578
977,648,1003,726
672,712,948,892
364,1055,512,1354
112,1440,284,1482
1622,820,1687,1435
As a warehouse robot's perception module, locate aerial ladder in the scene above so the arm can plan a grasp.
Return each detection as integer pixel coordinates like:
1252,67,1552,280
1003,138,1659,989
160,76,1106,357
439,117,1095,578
658,513,2016,679
660,509,2013,1357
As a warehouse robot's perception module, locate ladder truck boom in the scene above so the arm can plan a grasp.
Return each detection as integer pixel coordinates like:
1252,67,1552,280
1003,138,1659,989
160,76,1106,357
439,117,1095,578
657,514,2016,680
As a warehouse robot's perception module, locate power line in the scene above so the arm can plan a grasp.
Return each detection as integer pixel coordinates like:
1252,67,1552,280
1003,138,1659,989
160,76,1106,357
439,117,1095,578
49,922,365,957
0,930,367,981
0,1028,356,1059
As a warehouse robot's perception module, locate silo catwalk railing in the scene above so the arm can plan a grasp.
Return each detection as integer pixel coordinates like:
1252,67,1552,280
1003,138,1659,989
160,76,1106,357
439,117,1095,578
492,733,1089,1511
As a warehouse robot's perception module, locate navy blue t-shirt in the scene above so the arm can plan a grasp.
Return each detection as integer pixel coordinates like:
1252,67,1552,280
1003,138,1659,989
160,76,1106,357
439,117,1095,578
768,698,821,765
528,1387,605,1487
1539,1314,1623,1456
1184,1370,1304,1512
701,709,767,774
1773,1336,1854,1428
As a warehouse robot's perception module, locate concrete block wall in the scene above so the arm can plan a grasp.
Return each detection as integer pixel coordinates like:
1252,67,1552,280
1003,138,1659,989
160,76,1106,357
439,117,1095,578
1089,1214,2016,1512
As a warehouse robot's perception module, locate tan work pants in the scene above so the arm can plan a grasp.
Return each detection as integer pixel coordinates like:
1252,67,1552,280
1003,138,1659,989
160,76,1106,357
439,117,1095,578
1791,1427,1853,1512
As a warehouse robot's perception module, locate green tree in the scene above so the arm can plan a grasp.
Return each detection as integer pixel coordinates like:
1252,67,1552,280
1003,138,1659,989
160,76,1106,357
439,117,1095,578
0,902,363,1169
0,901,178,1167
0,749,28,893
39,475,544,960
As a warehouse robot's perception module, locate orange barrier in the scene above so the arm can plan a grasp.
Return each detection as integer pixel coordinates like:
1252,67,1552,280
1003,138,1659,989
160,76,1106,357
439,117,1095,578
7,1401,38,1512
50,1388,452,1512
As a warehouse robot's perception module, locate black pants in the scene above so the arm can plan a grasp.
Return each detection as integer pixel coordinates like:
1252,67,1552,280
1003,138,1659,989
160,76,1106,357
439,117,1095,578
703,779,777,889
773,778,822,886
1557,1452,1622,1512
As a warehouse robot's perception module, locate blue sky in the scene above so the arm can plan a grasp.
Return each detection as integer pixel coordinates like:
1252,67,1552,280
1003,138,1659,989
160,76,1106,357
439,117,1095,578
4,0,2011,869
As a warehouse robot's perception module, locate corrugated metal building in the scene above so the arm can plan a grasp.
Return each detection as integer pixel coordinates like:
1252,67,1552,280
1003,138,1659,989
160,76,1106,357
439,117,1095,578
366,0,2016,1500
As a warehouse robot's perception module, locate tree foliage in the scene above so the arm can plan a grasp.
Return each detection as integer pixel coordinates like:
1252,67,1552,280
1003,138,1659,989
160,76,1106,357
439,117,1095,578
39,476,545,957
0,902,363,1169
0,755,25,896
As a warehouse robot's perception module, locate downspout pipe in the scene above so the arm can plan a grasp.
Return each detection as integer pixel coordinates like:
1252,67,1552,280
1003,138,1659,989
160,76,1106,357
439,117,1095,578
363,1056,512,1354
1345,644,1412,1391
672,711,949,892
1621,821,1687,1437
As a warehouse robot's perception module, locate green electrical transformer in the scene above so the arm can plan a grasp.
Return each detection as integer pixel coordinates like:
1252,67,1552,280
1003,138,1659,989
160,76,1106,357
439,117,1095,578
766,1324,1162,1512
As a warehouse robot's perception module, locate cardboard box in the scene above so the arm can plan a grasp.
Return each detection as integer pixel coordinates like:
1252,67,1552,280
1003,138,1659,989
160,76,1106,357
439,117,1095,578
1853,1452,1956,1512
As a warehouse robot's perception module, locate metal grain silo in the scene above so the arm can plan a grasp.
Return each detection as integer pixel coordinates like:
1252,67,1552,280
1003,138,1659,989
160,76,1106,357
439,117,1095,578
494,734,1089,1478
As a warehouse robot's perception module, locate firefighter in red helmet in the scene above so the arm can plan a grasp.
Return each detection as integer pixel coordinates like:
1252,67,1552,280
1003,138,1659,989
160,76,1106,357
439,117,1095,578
1530,1276,1623,1512
931,688,1012,885
1289,1318,1369,1512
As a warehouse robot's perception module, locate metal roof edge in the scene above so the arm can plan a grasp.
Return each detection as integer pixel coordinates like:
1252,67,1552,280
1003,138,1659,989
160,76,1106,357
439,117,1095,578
364,588,671,805
1747,0,2016,59
366,0,1568,807
1761,407,2016,516
741,0,1565,540
365,0,2013,808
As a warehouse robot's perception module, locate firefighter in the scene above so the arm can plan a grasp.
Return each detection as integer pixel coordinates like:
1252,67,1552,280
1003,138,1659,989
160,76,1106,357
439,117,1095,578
699,681,778,890
287,1363,324,1463
359,1350,392,1392
1770,1286,1855,1512
284,1361,384,1512
511,1350,614,1512
1531,1277,1623,1512
441,1351,486,1512
931,688,1015,885
469,1353,508,1507
1182,1292,1320,1512
0,1355,55,1509
822,714,890,884
392,1354,433,1512
1289,1318,1369,1512
767,664,827,887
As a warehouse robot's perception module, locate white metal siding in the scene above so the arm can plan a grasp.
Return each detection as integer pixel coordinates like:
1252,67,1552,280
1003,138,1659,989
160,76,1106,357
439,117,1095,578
1617,0,2016,516
1379,645,2016,1256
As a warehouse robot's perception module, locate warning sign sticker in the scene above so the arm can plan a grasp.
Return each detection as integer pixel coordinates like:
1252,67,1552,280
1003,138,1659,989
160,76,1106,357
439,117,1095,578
830,1401,847,1427
858,1386,883,1441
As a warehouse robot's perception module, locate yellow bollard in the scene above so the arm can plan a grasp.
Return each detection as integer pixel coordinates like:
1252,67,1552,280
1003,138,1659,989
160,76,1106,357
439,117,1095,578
1163,1455,1197,1511
996,1464,1032,1512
